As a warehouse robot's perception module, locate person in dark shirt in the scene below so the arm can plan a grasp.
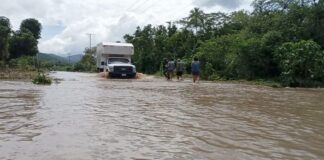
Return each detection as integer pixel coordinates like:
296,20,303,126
176,59,185,80
162,58,169,80
167,58,175,80
191,57,200,83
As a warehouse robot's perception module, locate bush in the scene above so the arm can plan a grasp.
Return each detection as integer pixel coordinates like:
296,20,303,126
209,74,224,81
73,54,96,72
275,40,324,87
33,73,52,85
9,56,35,70
201,62,215,80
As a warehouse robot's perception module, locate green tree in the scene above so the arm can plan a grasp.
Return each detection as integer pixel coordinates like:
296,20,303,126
74,54,96,72
179,8,206,34
84,46,96,56
9,30,38,59
275,40,324,87
124,25,156,73
20,18,42,39
0,16,11,62
251,0,313,12
198,30,279,80
303,2,324,48
123,4,324,86
197,34,241,79
203,12,229,39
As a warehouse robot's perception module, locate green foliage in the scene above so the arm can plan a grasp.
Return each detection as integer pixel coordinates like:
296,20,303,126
33,73,52,85
275,40,324,87
20,18,42,39
73,54,96,72
201,62,215,80
9,30,38,59
0,17,42,61
179,8,206,33
124,3,324,87
84,47,96,56
303,2,324,48
9,56,35,70
197,34,236,79
0,16,11,61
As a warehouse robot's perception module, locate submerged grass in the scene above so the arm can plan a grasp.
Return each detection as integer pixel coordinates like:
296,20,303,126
32,73,52,85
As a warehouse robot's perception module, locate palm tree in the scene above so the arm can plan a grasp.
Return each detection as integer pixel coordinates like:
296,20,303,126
188,8,206,33
178,8,206,34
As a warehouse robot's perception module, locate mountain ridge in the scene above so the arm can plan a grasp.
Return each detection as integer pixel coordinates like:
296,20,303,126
39,53,83,64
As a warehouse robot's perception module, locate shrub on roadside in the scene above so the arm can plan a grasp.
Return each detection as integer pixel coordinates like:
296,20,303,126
73,54,96,72
275,40,324,87
9,56,35,70
33,73,52,85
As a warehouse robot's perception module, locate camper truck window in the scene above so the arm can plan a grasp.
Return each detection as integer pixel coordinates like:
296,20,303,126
108,58,129,64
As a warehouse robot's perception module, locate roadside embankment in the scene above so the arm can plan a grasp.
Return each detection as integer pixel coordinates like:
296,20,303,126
0,68,38,80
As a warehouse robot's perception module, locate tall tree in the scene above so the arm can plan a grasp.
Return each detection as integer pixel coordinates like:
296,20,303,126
9,30,38,59
179,8,206,34
252,0,321,12
20,18,42,39
0,16,11,61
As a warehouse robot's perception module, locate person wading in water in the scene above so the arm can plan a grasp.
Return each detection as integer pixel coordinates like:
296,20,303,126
162,58,169,80
167,58,175,80
191,57,200,83
176,59,185,81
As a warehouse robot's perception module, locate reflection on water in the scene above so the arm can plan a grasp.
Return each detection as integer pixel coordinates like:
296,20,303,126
0,72,324,160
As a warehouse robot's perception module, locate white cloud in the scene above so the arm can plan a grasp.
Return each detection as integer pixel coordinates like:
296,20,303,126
194,0,242,9
0,0,253,55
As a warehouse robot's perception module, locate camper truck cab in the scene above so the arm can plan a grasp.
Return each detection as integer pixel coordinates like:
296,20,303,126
96,42,136,78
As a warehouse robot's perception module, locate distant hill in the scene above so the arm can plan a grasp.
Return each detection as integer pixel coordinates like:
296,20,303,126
39,53,68,63
39,53,83,64
66,54,83,63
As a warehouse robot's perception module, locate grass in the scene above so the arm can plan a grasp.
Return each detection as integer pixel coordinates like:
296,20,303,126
0,68,38,80
0,67,52,85
32,73,52,85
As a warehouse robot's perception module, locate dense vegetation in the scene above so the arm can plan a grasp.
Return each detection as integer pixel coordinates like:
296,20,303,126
124,0,324,87
0,17,42,68
0,16,94,77
0,17,41,61
72,48,96,72
0,17,54,84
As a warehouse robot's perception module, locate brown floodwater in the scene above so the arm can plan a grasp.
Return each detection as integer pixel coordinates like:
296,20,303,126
0,71,324,160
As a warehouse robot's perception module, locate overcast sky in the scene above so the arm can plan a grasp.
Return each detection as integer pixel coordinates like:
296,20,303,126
1,0,253,55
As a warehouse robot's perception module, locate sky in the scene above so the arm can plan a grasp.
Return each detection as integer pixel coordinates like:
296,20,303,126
0,0,253,56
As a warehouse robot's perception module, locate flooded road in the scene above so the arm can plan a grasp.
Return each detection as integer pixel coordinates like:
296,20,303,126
1,71,324,160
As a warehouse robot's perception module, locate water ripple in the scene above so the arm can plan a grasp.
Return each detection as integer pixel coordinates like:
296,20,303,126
1,72,324,160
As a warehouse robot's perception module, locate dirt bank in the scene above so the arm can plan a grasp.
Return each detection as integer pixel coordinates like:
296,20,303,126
0,69,37,80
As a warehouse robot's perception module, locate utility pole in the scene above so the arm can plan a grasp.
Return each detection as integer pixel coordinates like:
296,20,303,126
87,33,95,51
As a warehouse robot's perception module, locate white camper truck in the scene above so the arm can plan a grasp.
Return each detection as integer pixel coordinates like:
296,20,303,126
96,42,136,78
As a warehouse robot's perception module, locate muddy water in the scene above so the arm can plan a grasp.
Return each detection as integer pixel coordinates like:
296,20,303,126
0,72,324,160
